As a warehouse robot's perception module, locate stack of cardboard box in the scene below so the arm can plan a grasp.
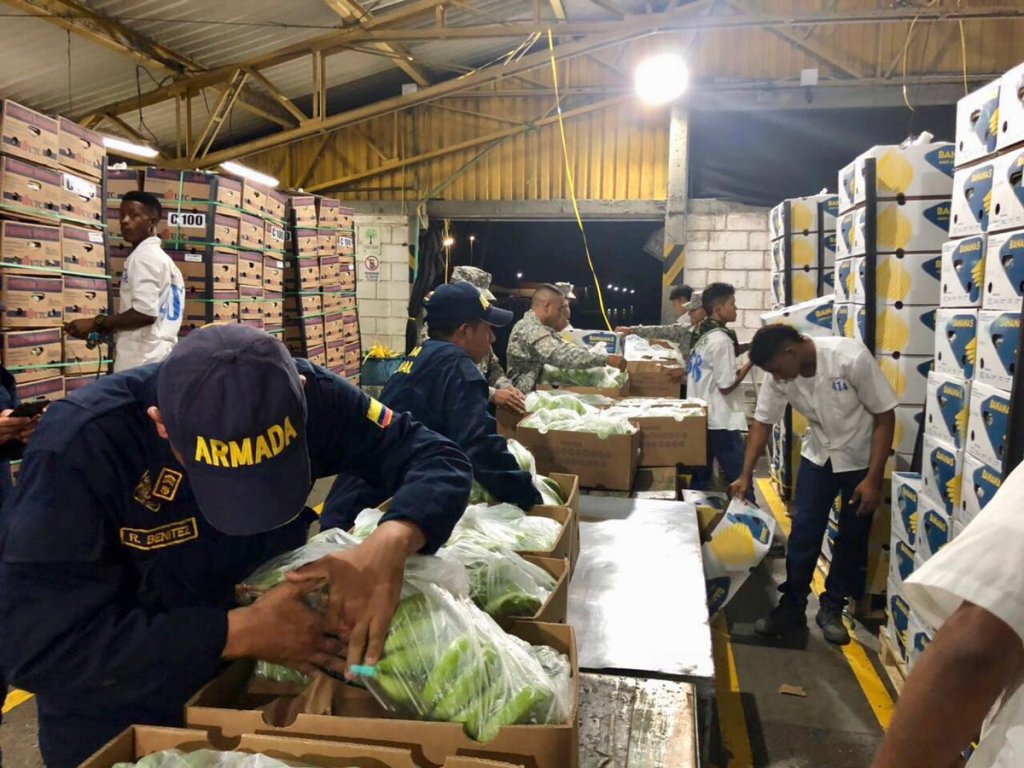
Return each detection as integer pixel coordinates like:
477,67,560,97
764,194,838,501
884,62,1024,666
283,195,361,381
0,99,112,403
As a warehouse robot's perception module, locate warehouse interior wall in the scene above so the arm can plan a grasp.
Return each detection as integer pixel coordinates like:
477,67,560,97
355,214,411,353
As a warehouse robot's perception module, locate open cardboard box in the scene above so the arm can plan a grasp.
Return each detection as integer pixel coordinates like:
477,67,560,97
82,726,520,768
536,381,629,398
515,555,569,624
186,622,578,768
545,473,580,571
515,425,638,492
625,360,684,398
629,409,707,468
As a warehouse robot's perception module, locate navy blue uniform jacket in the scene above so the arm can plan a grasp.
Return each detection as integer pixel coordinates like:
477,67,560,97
0,359,471,767
321,340,539,531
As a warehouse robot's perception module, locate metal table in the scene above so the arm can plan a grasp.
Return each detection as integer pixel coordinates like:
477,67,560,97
569,495,713,767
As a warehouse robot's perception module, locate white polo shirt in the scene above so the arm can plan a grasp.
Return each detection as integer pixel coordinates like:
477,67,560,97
114,236,185,373
688,327,748,431
904,463,1024,768
753,336,897,472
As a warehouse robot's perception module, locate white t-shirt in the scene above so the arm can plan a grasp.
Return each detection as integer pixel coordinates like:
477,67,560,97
753,336,897,472
114,237,185,373
904,463,1024,768
687,327,748,431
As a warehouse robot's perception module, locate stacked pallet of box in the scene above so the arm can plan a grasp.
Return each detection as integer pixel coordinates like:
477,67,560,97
283,195,361,381
765,194,838,500
885,64,1024,668
0,100,113,405
832,138,954,619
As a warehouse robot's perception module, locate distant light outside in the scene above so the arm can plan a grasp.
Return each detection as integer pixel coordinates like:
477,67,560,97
635,53,689,106
442,236,455,247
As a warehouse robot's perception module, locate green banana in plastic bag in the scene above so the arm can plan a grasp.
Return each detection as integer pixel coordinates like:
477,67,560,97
441,539,556,619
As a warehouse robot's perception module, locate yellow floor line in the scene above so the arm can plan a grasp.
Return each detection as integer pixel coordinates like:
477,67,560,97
756,478,895,730
2,688,32,715
711,613,755,768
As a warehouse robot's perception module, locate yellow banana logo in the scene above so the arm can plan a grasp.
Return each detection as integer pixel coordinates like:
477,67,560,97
878,206,913,250
792,238,816,268
955,401,969,440
793,272,817,302
709,523,757,566
879,357,906,396
877,258,911,301
971,256,987,291
947,474,963,507
877,149,914,194
792,202,814,233
966,336,978,365
878,308,911,351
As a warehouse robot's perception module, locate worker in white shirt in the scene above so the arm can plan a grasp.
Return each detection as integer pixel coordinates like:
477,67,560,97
872,462,1024,768
65,191,185,373
687,283,753,499
730,324,896,646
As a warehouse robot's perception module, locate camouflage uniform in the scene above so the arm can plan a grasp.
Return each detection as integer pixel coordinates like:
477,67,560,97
506,310,608,392
630,293,702,364
450,266,514,399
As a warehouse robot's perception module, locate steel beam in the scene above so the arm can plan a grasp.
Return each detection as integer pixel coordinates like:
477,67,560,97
322,0,431,86
661,106,688,323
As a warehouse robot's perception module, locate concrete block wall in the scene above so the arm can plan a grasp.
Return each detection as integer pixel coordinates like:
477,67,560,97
684,199,772,341
355,214,412,353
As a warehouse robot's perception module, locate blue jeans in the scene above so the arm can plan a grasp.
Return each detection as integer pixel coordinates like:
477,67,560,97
693,429,754,503
781,458,873,613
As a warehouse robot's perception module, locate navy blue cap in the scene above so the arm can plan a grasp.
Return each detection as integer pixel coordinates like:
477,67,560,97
157,324,311,536
425,281,513,328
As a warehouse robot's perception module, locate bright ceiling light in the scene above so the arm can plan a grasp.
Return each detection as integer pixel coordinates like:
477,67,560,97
635,53,689,106
221,161,279,188
102,136,158,159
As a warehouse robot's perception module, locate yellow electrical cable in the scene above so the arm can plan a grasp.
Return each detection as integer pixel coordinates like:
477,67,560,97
547,29,613,331
957,0,969,95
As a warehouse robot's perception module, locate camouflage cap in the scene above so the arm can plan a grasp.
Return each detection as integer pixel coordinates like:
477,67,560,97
689,291,703,311
554,282,577,300
451,265,496,300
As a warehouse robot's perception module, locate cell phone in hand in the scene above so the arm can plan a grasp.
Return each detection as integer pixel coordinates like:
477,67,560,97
8,401,48,418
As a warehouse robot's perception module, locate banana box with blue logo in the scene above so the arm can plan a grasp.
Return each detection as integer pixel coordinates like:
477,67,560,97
934,308,979,378
950,159,996,237
851,141,955,206
769,194,838,240
988,147,1024,233
966,380,1010,469
975,308,1021,390
983,229,1024,310
887,578,912,661
760,294,834,338
561,329,623,355
874,252,942,305
850,257,865,303
839,159,858,213
921,434,964,517
834,302,864,342
892,472,922,548
906,611,935,671
958,451,1003,526
875,302,938,356
924,372,971,448
917,491,953,563
851,199,951,255
836,210,860,259
835,259,854,302
997,61,1024,151
941,235,986,307
955,78,1001,168
788,267,822,304
894,404,925,454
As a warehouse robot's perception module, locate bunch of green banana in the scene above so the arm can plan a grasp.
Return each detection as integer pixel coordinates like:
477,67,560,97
366,587,570,741
442,540,556,619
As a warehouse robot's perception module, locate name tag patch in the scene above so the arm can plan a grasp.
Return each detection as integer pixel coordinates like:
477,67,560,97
120,517,199,551
831,378,850,391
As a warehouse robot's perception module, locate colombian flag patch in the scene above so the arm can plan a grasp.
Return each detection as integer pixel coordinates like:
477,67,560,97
367,398,394,429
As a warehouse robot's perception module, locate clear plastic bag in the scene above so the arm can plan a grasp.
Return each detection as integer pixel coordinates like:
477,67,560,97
113,749,320,768
506,438,538,473
237,527,469,606
519,410,638,438
350,507,385,540
440,540,556,618
540,364,627,389
360,582,571,741
254,661,311,686
450,503,562,553
524,390,599,416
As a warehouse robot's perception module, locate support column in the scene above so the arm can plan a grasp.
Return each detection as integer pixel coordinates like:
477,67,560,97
661,106,689,323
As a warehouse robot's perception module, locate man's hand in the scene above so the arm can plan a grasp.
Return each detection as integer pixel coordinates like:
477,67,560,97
737,359,753,379
0,410,39,445
493,387,527,415
607,354,627,370
851,475,882,516
64,318,98,340
287,520,424,677
614,326,633,334
223,580,345,677
729,474,751,501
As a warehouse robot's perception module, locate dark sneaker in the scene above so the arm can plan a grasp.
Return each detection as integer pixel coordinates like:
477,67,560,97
816,607,851,645
754,603,807,637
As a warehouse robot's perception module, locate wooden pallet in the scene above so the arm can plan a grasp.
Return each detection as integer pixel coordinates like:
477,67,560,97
879,630,908,696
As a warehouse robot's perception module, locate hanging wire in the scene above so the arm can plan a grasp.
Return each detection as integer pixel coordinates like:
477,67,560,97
957,0,969,95
546,29,612,331
66,29,73,115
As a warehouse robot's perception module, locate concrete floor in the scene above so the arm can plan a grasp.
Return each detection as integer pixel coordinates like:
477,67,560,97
0,476,892,767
